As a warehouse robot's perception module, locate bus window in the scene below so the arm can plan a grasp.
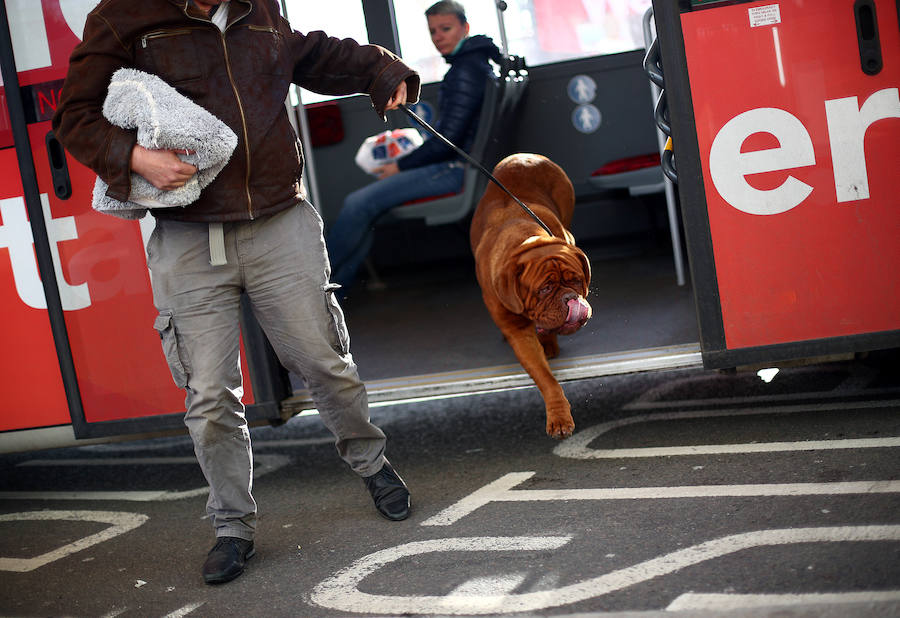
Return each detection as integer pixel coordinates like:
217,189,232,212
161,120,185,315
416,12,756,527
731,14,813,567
282,0,370,104
394,0,503,84
504,0,652,66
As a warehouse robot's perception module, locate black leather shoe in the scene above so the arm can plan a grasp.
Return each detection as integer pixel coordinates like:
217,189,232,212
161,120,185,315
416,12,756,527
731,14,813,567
202,537,255,584
363,461,410,521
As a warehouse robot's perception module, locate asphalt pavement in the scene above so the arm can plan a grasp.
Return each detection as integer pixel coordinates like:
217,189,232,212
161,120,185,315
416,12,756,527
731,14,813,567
0,351,898,617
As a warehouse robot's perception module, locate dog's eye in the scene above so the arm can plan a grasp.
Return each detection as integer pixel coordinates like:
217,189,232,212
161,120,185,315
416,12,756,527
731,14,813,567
538,284,553,296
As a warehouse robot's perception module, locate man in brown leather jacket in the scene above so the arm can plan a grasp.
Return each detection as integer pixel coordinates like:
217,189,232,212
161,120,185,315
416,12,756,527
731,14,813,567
53,0,421,585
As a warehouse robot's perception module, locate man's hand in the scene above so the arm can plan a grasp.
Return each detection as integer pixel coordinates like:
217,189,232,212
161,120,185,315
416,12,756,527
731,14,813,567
130,145,198,191
372,162,400,179
384,80,408,111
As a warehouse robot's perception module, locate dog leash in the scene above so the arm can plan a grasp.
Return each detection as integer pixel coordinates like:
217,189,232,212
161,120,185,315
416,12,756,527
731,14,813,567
399,104,554,237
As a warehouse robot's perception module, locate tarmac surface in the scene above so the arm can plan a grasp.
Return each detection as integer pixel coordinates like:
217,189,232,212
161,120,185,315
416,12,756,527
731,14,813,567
0,351,898,617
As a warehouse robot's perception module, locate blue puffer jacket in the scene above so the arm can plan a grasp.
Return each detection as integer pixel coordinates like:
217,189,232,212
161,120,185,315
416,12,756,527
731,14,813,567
396,34,501,171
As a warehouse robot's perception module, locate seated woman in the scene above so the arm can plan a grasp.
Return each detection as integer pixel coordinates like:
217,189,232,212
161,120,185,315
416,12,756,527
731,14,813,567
326,0,501,292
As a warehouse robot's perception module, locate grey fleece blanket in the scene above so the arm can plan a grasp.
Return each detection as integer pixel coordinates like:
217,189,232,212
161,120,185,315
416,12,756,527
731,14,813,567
92,68,237,219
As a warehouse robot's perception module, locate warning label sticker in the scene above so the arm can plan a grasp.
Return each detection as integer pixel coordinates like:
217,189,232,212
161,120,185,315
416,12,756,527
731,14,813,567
748,4,781,27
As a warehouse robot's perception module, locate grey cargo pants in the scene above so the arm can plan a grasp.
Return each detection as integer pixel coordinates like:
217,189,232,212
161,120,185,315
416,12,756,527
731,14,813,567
147,202,386,540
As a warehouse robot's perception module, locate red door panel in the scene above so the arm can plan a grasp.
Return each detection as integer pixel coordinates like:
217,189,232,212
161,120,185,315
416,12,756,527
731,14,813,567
682,0,900,349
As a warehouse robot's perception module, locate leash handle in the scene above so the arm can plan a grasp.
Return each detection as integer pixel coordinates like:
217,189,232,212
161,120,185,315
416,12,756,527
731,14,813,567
399,104,554,237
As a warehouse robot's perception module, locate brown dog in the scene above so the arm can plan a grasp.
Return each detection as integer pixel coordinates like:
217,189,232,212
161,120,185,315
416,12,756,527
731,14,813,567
470,153,592,439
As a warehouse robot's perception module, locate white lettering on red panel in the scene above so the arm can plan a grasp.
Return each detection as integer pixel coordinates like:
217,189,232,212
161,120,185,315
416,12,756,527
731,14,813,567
826,88,900,203
6,0,95,72
709,87,900,215
7,0,51,73
709,107,815,215
0,195,91,310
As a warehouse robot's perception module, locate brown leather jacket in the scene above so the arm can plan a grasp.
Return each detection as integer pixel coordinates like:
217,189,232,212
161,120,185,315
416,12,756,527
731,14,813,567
52,0,420,222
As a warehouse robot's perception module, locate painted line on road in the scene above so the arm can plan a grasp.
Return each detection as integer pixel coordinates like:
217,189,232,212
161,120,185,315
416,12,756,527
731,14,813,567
0,510,148,572
559,436,900,459
0,490,175,501
309,526,900,615
667,590,900,611
18,457,205,467
554,402,900,460
0,454,290,502
164,602,206,617
421,472,900,526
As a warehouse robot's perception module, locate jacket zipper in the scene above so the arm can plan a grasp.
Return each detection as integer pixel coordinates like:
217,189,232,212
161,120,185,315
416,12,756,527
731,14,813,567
220,32,254,219
141,29,192,48
247,25,280,35
183,6,255,219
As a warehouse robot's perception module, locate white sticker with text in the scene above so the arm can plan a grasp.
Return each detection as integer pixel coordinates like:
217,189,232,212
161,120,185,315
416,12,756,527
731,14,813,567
749,4,781,28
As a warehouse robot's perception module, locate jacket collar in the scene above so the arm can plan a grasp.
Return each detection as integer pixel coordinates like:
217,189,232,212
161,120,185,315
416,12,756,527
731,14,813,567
167,0,253,23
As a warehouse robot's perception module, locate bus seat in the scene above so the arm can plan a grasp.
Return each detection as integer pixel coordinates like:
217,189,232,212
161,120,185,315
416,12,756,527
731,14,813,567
305,101,344,147
388,56,528,227
588,152,668,246
588,152,665,196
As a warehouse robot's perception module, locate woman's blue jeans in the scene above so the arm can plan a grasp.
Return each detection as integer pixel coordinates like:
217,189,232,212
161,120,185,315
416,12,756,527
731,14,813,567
326,161,464,289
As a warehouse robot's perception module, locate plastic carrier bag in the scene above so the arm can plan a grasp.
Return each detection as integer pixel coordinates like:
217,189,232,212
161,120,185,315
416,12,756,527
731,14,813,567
354,128,423,175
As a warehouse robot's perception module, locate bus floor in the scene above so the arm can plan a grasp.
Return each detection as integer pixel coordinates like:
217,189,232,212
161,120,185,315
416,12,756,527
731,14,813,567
288,236,698,386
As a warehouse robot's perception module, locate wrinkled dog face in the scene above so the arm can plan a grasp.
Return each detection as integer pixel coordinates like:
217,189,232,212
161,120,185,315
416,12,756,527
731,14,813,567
518,247,592,335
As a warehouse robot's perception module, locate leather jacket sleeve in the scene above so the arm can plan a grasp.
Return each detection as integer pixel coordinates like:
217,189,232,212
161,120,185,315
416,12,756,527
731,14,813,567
52,13,137,202
287,29,420,120
395,58,487,171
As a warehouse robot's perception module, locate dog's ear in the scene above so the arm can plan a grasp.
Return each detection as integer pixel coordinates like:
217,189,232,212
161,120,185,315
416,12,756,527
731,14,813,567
493,260,524,314
576,247,591,294
561,246,591,297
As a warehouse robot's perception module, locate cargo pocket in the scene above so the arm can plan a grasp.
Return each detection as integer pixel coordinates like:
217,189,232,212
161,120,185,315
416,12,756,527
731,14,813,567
323,283,350,356
153,311,189,388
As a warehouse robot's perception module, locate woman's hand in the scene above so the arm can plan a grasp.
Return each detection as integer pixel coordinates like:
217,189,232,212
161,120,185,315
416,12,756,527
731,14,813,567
372,162,400,179
384,80,408,111
130,145,198,191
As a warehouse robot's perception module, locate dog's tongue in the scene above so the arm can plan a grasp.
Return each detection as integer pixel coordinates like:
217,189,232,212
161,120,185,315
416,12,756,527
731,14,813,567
566,297,591,326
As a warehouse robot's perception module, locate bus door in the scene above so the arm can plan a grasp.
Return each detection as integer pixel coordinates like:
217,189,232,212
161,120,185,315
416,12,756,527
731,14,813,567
653,0,900,368
0,0,289,443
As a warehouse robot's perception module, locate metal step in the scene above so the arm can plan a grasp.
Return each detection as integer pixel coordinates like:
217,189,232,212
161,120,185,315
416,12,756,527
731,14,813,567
280,342,702,416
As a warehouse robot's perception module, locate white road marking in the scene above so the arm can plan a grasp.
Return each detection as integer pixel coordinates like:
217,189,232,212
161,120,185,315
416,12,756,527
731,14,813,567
0,454,289,502
309,526,900,615
421,472,900,526
0,510,148,572
164,602,206,617
560,436,900,459
554,403,900,460
447,573,529,611
0,490,177,501
309,536,572,615
18,457,204,466
667,590,900,610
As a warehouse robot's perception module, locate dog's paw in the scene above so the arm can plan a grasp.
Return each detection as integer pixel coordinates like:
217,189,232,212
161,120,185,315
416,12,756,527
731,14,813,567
545,415,575,440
